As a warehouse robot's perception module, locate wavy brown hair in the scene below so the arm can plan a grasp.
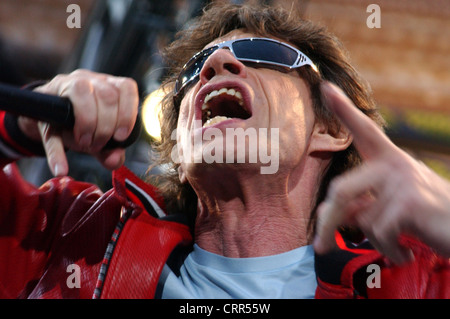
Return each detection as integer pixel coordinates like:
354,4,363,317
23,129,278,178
147,2,385,240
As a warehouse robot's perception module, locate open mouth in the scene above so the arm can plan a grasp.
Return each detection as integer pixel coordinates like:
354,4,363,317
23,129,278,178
201,87,251,128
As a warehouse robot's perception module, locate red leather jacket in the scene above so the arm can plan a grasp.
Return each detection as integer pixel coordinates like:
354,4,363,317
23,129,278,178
0,162,192,298
0,161,448,299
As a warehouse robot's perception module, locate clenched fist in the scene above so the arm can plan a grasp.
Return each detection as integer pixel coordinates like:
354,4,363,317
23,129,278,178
18,69,139,176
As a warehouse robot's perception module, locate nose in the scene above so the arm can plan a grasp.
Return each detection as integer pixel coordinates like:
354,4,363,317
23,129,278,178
199,49,247,85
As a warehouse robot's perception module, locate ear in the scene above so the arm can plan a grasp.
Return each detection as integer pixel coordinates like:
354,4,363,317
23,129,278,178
307,120,353,154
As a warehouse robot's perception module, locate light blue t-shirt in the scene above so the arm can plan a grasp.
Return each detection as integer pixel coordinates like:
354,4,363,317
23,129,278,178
159,244,317,299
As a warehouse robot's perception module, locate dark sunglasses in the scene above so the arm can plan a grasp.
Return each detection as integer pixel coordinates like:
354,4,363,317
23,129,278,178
173,37,318,103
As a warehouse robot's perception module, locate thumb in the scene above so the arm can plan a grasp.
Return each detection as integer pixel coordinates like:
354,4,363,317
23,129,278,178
38,122,69,176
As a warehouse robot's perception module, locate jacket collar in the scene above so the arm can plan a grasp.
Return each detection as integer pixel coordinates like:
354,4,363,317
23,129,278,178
112,165,167,219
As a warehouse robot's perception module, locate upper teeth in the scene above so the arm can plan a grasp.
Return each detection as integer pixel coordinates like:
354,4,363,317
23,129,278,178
202,88,243,110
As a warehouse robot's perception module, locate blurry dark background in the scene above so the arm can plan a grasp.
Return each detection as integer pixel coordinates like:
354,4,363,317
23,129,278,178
0,0,449,190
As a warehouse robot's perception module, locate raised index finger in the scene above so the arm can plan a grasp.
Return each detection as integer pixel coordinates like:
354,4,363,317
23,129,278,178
321,81,395,160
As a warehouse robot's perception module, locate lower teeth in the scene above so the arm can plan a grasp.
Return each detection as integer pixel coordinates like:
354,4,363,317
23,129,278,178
203,116,231,127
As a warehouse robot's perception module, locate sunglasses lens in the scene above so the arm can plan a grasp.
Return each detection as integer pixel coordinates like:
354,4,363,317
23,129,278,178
232,39,298,66
176,46,217,95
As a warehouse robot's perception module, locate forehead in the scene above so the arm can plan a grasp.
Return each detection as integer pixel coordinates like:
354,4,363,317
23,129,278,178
204,30,254,48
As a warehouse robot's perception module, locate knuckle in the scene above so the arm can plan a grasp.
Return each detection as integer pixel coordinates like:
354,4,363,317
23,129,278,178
49,74,66,86
35,75,66,95
70,69,91,77
119,77,138,93
96,84,119,105
70,77,93,96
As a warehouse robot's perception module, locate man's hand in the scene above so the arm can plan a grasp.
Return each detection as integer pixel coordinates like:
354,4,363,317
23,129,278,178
18,69,139,176
313,81,450,265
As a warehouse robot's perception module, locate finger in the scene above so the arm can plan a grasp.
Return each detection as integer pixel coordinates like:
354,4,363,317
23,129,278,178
34,74,97,149
313,163,386,254
91,80,120,151
107,77,139,142
348,180,415,266
313,201,339,254
38,122,68,176
360,229,413,266
95,148,126,171
61,77,98,149
321,81,396,160
361,197,415,265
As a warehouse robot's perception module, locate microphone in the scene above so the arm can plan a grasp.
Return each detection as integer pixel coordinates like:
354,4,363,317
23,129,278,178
0,82,141,149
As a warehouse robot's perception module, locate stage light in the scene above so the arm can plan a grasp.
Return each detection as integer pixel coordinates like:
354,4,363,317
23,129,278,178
142,88,165,141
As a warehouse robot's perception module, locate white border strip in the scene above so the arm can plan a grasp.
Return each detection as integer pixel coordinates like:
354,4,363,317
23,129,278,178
125,178,166,218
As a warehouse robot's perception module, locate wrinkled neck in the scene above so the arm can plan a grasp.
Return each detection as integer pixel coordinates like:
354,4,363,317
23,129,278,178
191,158,324,258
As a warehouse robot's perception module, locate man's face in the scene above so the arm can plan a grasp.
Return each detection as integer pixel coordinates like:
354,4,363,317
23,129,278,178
175,30,317,180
